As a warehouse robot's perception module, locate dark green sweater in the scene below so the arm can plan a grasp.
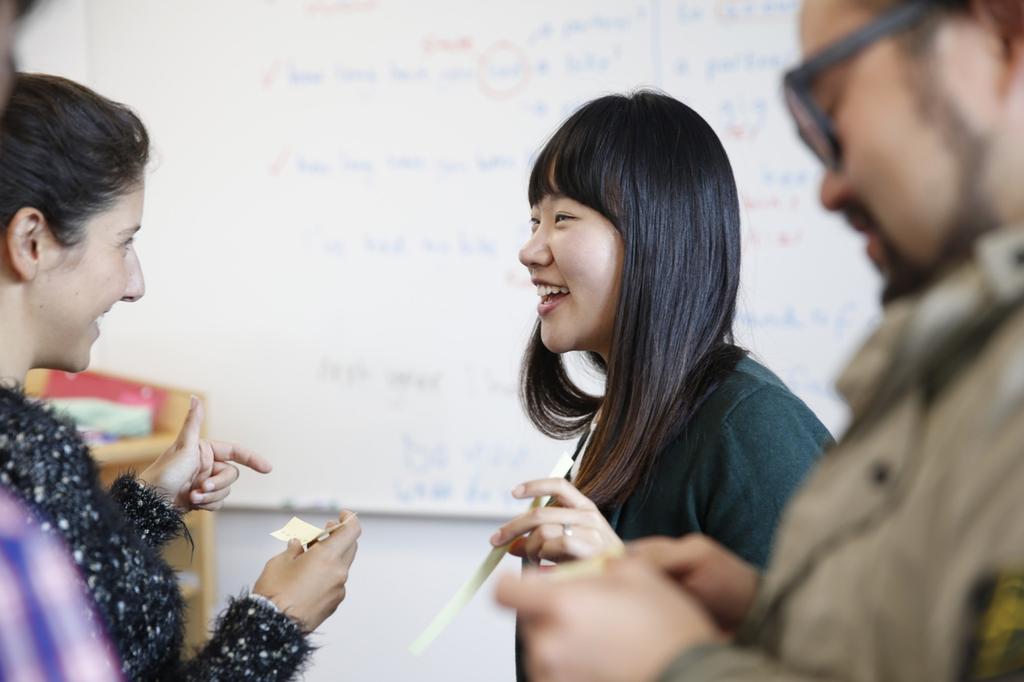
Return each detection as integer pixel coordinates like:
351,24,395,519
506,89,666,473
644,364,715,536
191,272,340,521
605,356,832,567
516,357,832,681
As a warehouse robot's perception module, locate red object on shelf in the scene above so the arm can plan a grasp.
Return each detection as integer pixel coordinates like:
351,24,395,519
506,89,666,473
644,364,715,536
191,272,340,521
40,372,167,429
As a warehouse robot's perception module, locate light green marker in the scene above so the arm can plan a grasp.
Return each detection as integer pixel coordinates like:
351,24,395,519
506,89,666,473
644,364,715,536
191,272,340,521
409,453,575,656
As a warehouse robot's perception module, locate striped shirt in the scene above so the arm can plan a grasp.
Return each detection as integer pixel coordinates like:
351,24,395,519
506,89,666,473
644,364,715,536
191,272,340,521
0,489,122,682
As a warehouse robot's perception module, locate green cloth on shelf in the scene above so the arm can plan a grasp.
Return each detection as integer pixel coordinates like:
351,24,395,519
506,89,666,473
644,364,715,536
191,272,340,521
48,398,153,438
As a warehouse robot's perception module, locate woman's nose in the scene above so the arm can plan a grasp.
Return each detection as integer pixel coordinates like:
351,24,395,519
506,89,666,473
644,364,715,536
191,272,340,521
519,226,552,270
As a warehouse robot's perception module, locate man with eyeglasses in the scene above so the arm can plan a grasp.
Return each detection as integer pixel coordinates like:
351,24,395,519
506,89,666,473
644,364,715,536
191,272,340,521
496,1,1024,681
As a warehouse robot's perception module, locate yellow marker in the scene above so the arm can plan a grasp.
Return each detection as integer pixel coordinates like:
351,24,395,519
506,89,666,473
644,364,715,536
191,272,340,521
409,453,575,656
547,544,626,582
270,513,358,548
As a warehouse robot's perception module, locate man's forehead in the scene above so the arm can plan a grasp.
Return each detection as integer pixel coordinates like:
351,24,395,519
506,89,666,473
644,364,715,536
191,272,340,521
799,0,879,58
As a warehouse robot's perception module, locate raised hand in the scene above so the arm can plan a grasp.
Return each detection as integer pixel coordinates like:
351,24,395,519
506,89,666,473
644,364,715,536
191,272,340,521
139,396,273,511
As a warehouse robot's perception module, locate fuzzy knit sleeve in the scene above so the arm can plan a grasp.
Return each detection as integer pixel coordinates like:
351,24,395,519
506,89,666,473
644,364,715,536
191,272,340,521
107,473,186,549
176,594,313,681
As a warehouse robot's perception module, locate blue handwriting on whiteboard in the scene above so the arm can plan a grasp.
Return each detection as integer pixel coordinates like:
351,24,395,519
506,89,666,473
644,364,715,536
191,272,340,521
715,0,799,22
394,434,539,507
737,302,871,341
705,50,793,81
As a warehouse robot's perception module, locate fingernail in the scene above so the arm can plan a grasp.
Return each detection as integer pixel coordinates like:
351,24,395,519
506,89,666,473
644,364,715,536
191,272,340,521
204,480,214,491
192,492,203,502
490,532,502,546
512,485,524,497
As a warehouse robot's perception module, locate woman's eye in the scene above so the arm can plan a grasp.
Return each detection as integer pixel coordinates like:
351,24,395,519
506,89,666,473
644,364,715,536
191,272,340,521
554,213,573,224
122,238,135,250
529,217,540,232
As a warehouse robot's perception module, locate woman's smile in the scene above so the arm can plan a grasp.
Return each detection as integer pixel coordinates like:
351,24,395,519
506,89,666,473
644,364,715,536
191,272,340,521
535,282,571,316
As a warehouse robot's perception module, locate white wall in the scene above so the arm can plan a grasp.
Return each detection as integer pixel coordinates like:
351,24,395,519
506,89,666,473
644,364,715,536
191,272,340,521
214,510,518,681
15,0,88,81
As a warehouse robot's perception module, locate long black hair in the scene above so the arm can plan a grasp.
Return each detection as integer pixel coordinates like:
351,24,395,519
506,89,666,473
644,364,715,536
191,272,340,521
0,73,150,245
521,90,746,508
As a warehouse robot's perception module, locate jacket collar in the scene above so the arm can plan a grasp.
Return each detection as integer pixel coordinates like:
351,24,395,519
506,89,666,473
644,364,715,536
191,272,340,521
836,226,1024,422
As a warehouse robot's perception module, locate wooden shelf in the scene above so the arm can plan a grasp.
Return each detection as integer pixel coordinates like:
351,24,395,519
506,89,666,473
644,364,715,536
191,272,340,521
92,434,176,464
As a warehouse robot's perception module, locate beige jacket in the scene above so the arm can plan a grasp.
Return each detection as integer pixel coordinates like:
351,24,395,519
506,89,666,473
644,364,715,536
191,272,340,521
660,228,1024,682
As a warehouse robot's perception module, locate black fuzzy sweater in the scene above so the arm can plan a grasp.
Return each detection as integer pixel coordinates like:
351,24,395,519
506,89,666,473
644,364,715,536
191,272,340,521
0,387,313,680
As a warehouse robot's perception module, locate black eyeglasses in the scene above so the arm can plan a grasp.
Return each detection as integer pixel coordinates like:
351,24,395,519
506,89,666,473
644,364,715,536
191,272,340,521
783,0,935,170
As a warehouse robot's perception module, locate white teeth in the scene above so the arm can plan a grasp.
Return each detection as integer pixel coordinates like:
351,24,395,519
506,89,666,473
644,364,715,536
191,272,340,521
535,285,571,298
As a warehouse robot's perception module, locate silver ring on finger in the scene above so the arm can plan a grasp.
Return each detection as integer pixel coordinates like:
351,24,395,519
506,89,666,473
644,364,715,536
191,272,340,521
562,523,573,537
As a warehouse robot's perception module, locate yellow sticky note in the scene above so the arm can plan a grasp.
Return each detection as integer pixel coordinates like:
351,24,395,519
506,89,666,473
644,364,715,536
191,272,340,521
409,452,576,656
271,514,360,548
270,517,329,546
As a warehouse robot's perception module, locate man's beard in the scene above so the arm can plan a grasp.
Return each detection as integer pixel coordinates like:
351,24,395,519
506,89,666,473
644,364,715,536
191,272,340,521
878,226,933,305
869,69,1000,305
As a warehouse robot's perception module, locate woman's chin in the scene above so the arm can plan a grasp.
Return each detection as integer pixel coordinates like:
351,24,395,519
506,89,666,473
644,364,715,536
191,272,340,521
51,358,90,374
540,331,575,355
43,347,93,374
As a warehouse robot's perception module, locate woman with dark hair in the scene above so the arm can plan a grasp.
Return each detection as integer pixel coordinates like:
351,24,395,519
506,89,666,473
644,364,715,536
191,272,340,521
491,91,830,586
0,4,123,680
0,73,360,681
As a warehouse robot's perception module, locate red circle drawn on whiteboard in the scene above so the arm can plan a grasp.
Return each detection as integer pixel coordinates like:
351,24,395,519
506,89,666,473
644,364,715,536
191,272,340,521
478,40,531,100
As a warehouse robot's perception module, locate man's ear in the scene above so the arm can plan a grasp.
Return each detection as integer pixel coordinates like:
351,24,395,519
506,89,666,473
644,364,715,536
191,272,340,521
972,0,1024,42
3,207,51,282
971,1,1024,104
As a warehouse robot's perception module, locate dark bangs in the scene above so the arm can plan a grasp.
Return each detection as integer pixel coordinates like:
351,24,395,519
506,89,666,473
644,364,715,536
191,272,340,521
527,96,629,222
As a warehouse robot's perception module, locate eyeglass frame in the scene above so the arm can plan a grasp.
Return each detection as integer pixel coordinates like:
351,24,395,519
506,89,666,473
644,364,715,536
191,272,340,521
782,0,938,171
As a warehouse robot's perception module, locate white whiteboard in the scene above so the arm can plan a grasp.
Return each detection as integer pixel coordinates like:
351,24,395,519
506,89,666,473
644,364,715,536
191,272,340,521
20,0,880,517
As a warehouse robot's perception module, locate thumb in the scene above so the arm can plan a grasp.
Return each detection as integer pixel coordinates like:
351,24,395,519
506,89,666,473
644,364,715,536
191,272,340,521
175,396,203,451
286,538,304,557
495,571,554,616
